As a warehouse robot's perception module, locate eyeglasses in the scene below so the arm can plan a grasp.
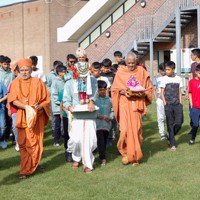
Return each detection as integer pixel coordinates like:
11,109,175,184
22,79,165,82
68,60,75,63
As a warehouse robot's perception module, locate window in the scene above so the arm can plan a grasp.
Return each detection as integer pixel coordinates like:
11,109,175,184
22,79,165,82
112,5,123,23
79,0,138,48
125,0,137,12
101,16,112,33
91,27,101,43
80,36,90,49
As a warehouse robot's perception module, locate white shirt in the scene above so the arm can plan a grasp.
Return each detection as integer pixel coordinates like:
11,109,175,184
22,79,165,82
31,69,46,82
160,75,183,88
160,75,183,104
153,75,164,99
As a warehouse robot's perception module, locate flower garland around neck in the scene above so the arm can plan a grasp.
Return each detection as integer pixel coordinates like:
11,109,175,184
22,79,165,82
19,78,32,103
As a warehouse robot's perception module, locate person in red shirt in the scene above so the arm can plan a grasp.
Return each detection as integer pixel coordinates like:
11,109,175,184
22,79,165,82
190,48,200,79
7,83,19,151
188,65,200,144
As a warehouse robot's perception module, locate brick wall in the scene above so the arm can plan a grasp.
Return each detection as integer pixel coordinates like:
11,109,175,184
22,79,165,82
0,0,86,74
85,0,166,63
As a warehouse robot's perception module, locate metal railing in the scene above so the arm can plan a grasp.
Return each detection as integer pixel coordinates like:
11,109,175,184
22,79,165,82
153,0,193,38
99,15,152,60
102,0,200,59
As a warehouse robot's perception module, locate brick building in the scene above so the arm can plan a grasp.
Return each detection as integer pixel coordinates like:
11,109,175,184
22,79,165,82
0,0,87,74
1,0,200,76
58,0,200,77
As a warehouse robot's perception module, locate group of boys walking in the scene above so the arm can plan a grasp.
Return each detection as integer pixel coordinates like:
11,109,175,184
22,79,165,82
153,48,200,151
0,47,200,179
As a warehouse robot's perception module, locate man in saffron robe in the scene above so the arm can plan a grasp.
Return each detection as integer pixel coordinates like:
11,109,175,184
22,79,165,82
111,52,152,166
8,58,50,179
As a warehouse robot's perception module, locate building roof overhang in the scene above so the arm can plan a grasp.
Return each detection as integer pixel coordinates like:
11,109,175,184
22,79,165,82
57,0,122,42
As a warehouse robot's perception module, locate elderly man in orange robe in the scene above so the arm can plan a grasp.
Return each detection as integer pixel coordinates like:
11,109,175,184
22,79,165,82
8,58,50,179
111,52,152,166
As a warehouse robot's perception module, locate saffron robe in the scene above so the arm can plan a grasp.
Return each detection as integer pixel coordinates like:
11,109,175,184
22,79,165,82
8,77,50,175
111,66,152,163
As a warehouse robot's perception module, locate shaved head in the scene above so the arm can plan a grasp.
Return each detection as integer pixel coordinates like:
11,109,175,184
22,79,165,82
126,52,137,62
125,52,137,70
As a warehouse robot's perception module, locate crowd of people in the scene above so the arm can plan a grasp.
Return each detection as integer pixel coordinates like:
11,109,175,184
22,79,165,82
0,47,200,179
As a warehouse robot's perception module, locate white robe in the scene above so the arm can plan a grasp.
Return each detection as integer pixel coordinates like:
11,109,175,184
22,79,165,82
68,119,97,170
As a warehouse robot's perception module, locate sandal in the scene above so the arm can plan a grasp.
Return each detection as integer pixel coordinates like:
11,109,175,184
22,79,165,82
19,174,29,179
132,162,140,167
37,165,45,172
121,156,129,165
84,167,92,174
72,162,79,169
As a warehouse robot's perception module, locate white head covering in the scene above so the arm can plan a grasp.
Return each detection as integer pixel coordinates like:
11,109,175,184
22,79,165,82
76,47,87,58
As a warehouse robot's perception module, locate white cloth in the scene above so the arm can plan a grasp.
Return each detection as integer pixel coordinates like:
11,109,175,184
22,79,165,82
68,119,97,169
156,98,165,136
31,69,46,82
97,76,111,89
25,105,37,128
86,74,92,95
73,80,78,94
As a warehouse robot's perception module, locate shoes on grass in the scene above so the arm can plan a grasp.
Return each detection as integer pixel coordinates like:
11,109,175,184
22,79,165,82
189,139,195,145
170,146,176,151
19,174,29,179
161,135,167,141
15,144,19,152
132,162,140,167
37,165,45,172
0,140,7,149
53,143,60,147
121,156,129,165
101,159,106,167
84,167,92,174
65,151,73,162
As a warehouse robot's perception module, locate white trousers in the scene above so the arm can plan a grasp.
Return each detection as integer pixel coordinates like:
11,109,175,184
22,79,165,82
68,119,97,169
156,98,165,136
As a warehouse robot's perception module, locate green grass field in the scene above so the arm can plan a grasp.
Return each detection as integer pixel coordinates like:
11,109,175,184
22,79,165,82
1,100,200,200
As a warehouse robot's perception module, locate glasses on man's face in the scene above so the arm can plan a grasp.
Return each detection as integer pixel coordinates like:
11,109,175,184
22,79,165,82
127,62,135,65
68,60,75,63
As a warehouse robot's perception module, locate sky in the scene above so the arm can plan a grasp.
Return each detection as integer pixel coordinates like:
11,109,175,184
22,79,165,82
0,0,32,7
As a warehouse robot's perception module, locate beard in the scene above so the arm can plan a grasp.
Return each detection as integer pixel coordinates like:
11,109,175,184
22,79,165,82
21,74,31,80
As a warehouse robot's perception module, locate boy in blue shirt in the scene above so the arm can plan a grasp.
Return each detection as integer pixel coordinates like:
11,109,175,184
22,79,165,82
95,80,113,166
58,88,71,162
0,81,8,149
51,65,67,146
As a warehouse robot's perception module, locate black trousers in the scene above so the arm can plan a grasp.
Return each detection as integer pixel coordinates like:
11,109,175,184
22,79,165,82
96,130,109,160
53,115,61,144
63,117,69,150
165,103,183,146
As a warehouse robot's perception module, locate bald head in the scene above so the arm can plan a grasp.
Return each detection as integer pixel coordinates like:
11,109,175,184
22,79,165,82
125,52,137,70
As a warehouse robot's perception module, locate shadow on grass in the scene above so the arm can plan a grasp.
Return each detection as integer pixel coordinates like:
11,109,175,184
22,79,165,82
0,155,20,171
0,125,66,185
93,135,120,169
142,111,191,163
0,150,65,185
